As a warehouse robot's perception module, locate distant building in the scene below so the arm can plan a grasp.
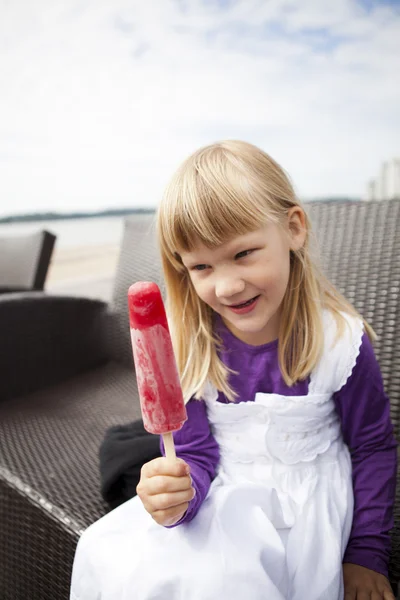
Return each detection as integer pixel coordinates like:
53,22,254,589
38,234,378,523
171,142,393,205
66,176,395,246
365,158,400,201
366,179,377,201
385,158,400,199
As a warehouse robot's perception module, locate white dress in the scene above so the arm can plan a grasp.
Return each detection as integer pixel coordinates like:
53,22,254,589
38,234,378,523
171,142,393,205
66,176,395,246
70,311,362,600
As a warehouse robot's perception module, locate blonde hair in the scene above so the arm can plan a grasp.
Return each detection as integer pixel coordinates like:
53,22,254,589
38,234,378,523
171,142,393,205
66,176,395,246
157,140,375,402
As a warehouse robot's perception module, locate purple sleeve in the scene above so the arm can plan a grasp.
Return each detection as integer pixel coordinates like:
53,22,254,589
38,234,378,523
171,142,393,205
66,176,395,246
334,333,397,578
160,398,220,525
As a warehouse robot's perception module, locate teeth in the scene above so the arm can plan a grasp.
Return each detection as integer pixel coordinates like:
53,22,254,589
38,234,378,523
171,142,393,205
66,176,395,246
235,297,256,308
241,299,253,307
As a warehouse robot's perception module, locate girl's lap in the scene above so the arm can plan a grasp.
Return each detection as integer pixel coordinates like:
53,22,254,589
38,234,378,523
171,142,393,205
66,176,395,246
71,475,350,600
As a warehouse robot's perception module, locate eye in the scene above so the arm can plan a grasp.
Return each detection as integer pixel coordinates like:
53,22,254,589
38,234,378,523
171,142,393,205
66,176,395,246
191,264,210,271
235,249,255,260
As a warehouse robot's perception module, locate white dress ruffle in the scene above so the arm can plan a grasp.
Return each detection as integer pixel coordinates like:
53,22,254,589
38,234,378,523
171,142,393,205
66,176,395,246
70,311,363,600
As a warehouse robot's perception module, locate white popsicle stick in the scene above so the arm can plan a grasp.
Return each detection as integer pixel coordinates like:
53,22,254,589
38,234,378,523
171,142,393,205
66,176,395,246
162,432,176,460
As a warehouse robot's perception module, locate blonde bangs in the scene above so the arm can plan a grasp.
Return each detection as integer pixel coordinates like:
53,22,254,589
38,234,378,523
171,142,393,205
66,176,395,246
157,143,281,264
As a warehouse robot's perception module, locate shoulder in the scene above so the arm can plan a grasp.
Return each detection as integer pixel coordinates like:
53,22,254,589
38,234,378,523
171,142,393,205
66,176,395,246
310,309,365,394
321,308,363,345
342,331,383,390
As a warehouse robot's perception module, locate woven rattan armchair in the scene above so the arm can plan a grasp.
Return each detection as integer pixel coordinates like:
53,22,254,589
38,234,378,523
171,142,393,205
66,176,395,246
0,229,56,293
0,201,399,599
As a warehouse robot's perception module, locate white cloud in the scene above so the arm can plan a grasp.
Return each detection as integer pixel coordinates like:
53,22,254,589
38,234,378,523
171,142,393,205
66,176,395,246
0,0,399,215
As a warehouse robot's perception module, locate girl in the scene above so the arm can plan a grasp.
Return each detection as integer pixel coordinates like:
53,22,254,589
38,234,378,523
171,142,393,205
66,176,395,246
70,140,397,599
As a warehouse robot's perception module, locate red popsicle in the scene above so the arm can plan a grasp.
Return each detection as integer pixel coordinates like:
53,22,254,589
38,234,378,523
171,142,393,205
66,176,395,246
128,281,187,459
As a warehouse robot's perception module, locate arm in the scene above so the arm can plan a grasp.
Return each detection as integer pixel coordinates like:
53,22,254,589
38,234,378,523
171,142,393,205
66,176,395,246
161,397,220,524
334,333,398,578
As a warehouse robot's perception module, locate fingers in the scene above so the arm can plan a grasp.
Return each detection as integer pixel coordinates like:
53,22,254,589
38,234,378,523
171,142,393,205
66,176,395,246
355,593,371,600
152,502,190,527
147,487,195,511
141,457,190,478
137,457,195,526
145,474,193,496
137,457,193,500
345,586,394,600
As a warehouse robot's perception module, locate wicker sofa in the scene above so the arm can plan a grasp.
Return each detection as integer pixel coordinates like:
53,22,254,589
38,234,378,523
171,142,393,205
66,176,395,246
0,200,399,599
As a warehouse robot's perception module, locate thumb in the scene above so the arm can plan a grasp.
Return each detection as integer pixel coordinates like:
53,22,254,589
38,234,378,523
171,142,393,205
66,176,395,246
174,457,191,475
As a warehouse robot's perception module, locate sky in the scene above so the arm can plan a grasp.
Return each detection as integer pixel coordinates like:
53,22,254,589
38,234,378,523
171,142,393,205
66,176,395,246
0,0,399,216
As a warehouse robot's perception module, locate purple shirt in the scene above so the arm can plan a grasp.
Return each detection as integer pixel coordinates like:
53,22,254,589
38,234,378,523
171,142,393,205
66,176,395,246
163,319,397,578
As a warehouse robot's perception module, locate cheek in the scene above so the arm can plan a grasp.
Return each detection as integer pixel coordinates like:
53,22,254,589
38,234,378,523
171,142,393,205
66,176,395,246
280,255,291,289
190,276,213,304
264,254,291,295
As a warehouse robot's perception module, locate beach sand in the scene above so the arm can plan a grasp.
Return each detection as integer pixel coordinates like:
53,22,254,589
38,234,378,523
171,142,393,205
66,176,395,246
46,244,120,302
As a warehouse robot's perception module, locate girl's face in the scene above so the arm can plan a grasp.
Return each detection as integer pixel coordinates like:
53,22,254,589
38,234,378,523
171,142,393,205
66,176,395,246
180,208,306,346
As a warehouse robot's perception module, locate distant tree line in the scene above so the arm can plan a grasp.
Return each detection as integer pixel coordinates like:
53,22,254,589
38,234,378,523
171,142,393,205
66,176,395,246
0,208,156,224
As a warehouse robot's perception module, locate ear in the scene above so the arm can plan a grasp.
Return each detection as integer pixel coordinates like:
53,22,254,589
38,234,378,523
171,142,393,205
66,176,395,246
287,207,307,251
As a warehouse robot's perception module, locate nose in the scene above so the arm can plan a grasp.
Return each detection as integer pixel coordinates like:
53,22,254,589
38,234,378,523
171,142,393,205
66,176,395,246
215,274,245,300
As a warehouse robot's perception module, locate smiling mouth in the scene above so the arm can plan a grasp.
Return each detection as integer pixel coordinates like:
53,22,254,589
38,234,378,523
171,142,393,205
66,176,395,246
229,295,260,309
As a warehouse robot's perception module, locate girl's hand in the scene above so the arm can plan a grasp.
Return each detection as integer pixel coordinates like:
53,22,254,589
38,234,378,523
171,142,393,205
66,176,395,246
136,457,195,526
343,563,395,599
